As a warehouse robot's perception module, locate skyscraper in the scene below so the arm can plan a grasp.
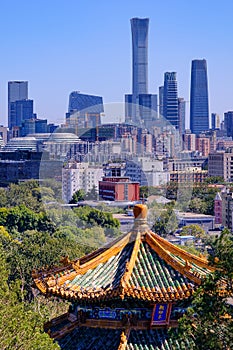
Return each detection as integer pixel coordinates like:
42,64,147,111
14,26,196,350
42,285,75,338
66,91,104,129
131,18,149,98
125,18,157,125
163,72,179,129
190,59,209,134
8,81,28,129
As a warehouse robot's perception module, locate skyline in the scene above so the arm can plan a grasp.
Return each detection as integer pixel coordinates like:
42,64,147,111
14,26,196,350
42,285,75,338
0,0,233,127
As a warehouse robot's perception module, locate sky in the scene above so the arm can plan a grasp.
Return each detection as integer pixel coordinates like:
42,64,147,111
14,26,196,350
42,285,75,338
0,0,233,127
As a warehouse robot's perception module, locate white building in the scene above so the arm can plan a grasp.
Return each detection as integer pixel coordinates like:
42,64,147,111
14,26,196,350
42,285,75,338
125,156,169,186
62,161,104,203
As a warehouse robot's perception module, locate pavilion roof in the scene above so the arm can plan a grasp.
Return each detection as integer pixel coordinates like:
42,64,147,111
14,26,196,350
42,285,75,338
33,205,214,303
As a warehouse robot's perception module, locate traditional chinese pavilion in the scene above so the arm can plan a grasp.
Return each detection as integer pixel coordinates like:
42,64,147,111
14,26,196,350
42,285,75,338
33,204,214,349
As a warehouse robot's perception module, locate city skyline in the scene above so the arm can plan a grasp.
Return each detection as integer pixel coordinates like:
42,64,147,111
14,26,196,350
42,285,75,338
0,0,233,126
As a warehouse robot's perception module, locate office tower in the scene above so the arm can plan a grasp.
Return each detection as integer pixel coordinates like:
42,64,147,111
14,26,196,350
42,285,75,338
224,111,233,137
159,86,164,117
131,18,149,98
190,59,209,134
211,113,220,130
12,99,34,129
66,91,104,129
8,81,28,129
125,18,157,125
178,98,186,135
163,72,179,129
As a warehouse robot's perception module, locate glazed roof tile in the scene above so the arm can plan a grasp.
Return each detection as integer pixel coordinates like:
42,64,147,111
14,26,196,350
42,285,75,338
33,205,214,303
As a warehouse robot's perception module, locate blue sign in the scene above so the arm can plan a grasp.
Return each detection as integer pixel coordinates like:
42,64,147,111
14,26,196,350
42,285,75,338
151,303,171,325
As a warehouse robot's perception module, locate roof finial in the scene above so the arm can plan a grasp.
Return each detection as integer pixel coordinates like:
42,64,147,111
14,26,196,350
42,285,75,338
133,204,148,220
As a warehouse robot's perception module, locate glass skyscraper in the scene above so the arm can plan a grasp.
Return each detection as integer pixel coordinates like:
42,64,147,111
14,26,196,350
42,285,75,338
190,59,209,134
131,18,149,98
125,18,157,125
8,81,28,129
163,72,179,129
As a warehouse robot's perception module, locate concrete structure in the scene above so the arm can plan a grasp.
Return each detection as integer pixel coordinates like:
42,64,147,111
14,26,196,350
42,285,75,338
170,168,208,183
99,177,139,201
211,113,220,130
221,191,233,231
62,161,104,203
183,131,196,151
190,59,209,134
125,156,169,186
195,136,210,157
176,211,215,232
214,192,222,225
208,148,233,181
178,98,186,135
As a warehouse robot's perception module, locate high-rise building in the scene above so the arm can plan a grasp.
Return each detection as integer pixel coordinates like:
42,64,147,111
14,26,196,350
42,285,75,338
66,91,104,129
224,111,233,137
211,113,220,130
131,18,149,98
8,81,28,129
190,59,209,134
12,99,34,128
159,86,164,117
178,98,186,135
163,72,179,129
125,18,157,125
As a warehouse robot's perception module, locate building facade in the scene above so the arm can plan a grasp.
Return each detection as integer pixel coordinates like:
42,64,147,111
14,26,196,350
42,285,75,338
8,81,28,129
163,72,179,129
190,59,209,134
99,177,139,201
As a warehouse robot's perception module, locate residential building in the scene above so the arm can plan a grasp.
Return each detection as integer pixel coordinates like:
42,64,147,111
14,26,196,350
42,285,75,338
0,125,8,144
62,161,104,203
125,156,169,186
221,191,233,231
99,176,139,201
208,148,233,181
169,168,208,183
163,72,179,129
214,192,222,225
183,130,196,151
190,59,209,134
195,136,210,156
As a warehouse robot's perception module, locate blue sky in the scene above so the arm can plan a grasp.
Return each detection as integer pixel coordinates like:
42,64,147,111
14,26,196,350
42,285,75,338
0,0,233,127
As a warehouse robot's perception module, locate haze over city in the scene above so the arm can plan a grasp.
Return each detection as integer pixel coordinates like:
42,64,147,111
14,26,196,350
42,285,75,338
0,0,233,126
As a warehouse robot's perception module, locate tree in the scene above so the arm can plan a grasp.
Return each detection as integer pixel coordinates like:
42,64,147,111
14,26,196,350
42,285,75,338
0,244,59,349
172,229,233,349
69,189,85,204
180,224,205,238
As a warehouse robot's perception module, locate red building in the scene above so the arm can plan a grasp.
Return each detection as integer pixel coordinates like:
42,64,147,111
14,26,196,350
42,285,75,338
99,177,139,201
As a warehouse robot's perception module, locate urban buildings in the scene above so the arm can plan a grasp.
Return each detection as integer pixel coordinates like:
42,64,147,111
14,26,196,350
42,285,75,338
163,72,179,129
208,148,233,181
99,176,140,201
211,113,220,130
66,91,104,130
125,18,157,125
178,98,186,135
8,81,29,129
224,111,233,137
62,161,104,203
190,59,209,134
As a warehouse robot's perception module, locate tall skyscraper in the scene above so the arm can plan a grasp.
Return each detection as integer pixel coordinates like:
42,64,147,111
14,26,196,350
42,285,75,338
190,59,209,134
131,18,149,98
163,72,179,129
125,18,157,125
8,81,28,129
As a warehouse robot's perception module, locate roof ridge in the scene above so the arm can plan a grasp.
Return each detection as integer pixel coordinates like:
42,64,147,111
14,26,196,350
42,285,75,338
145,232,210,285
120,231,142,298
